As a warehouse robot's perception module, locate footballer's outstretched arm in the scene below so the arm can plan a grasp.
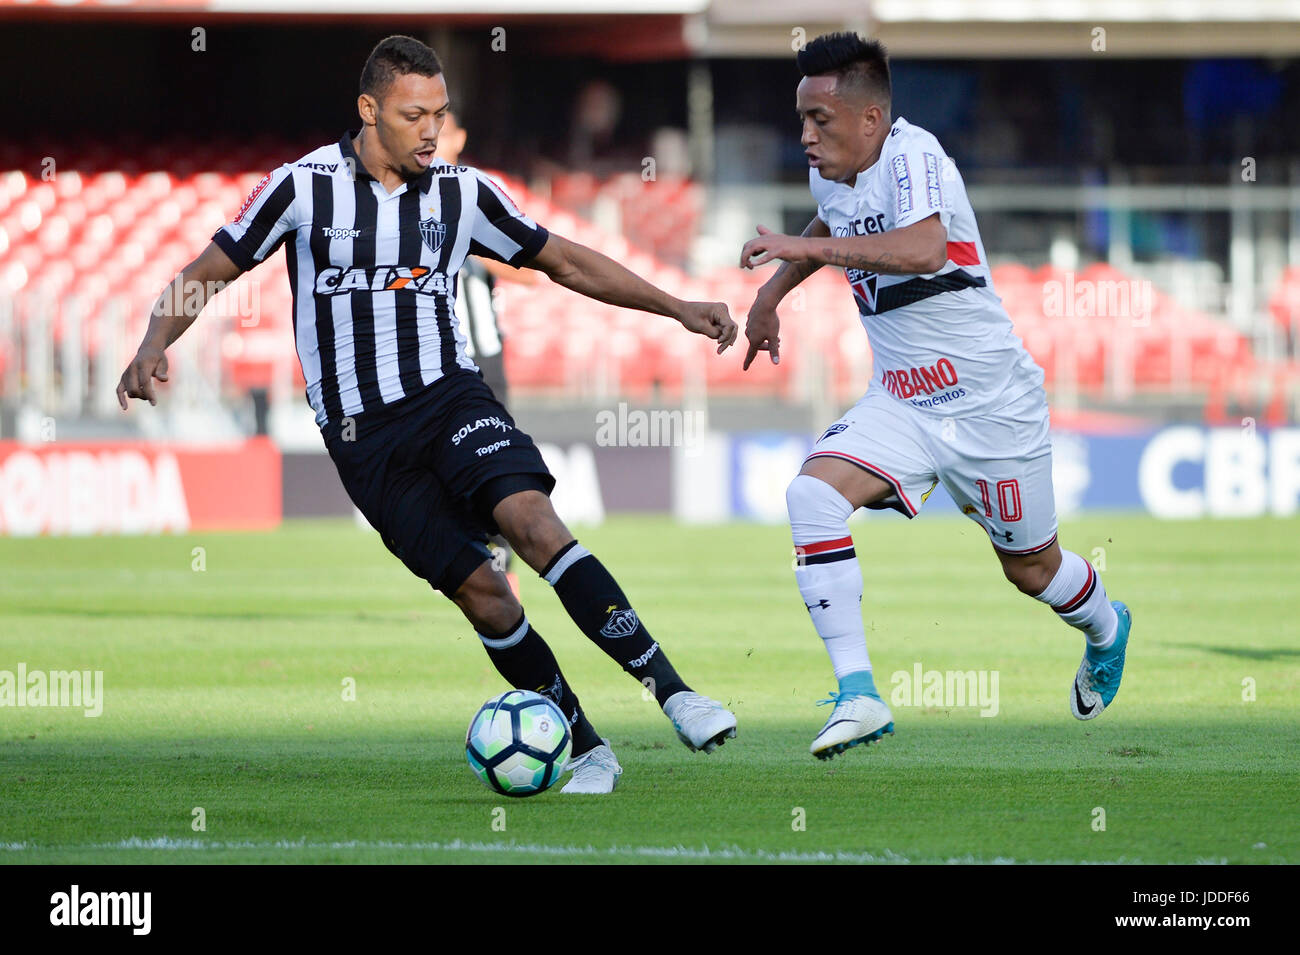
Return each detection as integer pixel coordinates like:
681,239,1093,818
742,215,831,370
527,232,738,354
741,212,948,277
116,241,245,409
754,214,831,305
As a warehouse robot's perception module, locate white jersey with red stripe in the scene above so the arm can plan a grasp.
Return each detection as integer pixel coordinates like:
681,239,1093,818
811,117,1043,417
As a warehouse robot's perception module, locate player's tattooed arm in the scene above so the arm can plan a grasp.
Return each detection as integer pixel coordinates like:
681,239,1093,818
812,214,948,275
743,213,947,277
819,248,896,272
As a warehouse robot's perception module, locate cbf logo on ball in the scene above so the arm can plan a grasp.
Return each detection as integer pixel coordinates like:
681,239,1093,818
419,215,446,254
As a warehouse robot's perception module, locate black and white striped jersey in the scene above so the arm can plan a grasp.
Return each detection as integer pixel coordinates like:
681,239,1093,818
212,130,548,428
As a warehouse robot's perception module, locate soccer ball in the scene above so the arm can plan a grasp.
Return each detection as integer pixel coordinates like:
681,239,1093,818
465,690,572,797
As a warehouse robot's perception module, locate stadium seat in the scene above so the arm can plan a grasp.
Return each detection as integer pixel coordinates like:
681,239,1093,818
0,147,1270,407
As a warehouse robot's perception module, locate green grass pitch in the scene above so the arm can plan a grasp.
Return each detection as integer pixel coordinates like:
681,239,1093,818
2,513,1297,864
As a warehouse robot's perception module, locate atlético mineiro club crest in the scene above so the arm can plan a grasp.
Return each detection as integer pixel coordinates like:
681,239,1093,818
419,216,446,254
599,609,639,639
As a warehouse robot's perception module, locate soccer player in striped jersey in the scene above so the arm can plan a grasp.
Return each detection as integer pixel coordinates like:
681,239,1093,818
117,35,739,793
435,108,534,593
739,33,1132,759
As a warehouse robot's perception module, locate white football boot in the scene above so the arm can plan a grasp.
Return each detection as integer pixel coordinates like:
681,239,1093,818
810,692,894,760
560,739,622,794
663,691,738,753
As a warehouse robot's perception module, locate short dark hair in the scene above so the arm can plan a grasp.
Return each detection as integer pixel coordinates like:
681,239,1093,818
797,32,890,110
360,35,443,100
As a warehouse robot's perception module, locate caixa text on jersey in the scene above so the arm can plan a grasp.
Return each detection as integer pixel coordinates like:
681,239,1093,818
314,265,451,296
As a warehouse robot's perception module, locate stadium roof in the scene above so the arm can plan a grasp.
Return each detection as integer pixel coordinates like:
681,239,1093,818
5,0,1299,56
702,0,1300,56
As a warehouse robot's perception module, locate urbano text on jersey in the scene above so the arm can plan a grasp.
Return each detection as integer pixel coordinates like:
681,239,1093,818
882,358,963,401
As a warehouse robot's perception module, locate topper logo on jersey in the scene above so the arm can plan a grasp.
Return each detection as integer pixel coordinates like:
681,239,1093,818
314,266,451,296
419,216,446,254
883,358,960,400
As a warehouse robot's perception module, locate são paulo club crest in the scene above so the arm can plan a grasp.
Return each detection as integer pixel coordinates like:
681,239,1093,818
418,215,446,254
848,269,879,314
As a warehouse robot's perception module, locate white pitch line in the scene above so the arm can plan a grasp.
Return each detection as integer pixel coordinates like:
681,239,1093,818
0,837,1190,864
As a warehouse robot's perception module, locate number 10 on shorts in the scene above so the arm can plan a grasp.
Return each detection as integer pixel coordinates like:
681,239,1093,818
975,479,1022,522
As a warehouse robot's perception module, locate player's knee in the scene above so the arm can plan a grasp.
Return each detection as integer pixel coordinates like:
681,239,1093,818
496,497,571,569
785,474,814,519
786,473,852,531
1001,557,1052,597
512,522,569,571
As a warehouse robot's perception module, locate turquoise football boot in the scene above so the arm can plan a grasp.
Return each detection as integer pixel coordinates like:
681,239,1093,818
1070,601,1132,720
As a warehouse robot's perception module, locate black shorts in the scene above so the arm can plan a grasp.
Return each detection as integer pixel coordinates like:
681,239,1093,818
323,370,555,595
475,353,509,407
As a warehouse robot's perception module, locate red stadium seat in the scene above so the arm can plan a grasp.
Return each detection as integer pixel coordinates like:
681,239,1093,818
0,146,1270,405
1268,267,1300,334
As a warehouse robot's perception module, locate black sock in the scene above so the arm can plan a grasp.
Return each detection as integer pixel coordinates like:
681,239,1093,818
541,541,690,707
477,612,603,756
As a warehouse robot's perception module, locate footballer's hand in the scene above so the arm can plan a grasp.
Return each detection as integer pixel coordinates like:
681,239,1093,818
116,346,169,410
740,225,811,270
677,301,738,354
743,298,781,370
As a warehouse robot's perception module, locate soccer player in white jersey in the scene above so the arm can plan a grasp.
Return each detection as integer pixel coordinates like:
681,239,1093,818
739,33,1132,759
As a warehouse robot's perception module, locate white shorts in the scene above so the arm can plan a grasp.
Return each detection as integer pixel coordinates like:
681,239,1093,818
805,386,1058,556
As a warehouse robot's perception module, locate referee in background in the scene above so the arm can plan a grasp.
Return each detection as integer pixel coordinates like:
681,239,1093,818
117,35,739,794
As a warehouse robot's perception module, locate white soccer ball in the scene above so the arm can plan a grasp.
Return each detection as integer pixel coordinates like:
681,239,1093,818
465,690,572,797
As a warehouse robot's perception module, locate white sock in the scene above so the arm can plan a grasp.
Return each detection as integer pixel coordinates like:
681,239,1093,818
1034,550,1119,649
787,474,871,678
